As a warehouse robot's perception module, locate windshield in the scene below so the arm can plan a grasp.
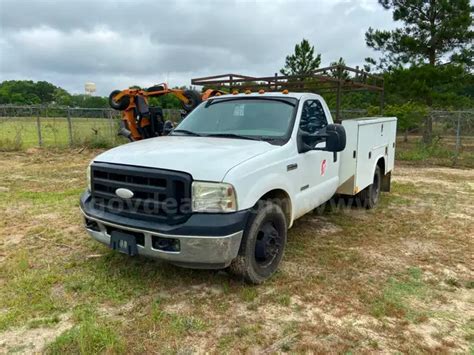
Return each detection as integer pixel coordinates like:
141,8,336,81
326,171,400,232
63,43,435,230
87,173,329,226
174,97,297,142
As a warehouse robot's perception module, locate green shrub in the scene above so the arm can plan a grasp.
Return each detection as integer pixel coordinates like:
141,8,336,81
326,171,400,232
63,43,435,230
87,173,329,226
0,133,23,151
368,102,428,139
397,137,457,162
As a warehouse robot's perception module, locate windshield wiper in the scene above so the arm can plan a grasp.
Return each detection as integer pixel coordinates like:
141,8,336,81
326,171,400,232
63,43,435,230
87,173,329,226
205,133,260,141
171,129,202,136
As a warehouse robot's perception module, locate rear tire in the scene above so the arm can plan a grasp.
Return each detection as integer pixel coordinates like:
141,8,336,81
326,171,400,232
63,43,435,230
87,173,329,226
109,90,130,111
181,90,202,112
230,201,287,284
357,166,381,209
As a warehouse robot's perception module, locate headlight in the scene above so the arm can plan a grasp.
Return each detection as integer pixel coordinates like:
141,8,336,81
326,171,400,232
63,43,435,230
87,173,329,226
86,163,92,191
192,181,237,213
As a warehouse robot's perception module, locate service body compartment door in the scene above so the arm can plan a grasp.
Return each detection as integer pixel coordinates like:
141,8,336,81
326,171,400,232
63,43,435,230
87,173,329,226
337,120,359,195
338,117,397,195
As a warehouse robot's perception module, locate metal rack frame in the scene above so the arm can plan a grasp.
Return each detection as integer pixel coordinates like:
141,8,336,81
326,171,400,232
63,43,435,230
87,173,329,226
191,65,384,121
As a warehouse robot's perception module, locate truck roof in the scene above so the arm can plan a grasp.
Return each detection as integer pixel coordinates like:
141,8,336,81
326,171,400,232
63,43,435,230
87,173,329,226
211,92,320,100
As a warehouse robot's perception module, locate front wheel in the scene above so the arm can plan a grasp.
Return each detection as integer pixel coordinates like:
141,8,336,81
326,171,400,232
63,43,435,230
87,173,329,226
230,201,287,284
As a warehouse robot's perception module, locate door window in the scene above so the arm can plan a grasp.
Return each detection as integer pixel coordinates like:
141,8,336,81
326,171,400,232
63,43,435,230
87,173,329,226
299,100,328,134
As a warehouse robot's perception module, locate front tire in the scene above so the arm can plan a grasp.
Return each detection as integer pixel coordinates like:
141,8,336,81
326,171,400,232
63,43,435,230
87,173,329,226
230,201,287,284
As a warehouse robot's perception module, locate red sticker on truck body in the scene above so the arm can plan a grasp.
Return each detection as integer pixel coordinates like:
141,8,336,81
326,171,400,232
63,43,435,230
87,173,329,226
321,159,327,176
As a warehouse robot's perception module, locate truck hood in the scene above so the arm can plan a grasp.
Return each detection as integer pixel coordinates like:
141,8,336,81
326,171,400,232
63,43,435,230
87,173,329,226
94,136,277,181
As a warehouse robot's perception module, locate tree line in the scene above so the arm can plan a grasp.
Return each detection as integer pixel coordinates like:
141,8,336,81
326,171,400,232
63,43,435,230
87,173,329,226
280,0,473,142
0,80,188,109
0,80,109,108
1,0,472,135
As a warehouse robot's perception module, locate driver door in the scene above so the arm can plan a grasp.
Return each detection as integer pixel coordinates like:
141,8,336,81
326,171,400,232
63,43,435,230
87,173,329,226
293,99,339,218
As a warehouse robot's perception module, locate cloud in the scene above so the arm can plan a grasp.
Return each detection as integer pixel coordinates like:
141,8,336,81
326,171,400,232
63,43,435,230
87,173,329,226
0,0,394,95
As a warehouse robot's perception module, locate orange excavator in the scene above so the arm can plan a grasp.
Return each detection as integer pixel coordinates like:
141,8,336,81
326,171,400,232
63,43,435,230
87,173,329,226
109,84,224,141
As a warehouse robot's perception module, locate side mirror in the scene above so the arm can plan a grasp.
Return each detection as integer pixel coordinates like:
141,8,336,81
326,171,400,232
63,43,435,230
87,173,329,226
298,123,346,153
325,124,346,152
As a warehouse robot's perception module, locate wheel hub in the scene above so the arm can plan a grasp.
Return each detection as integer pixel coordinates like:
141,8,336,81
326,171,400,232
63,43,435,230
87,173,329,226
255,222,281,266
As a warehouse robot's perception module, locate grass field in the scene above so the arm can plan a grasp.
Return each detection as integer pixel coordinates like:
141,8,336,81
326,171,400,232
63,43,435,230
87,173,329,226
0,150,472,353
397,135,474,168
0,117,122,150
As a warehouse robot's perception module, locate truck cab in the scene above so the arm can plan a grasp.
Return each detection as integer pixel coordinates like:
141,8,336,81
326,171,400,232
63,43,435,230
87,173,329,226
81,92,396,283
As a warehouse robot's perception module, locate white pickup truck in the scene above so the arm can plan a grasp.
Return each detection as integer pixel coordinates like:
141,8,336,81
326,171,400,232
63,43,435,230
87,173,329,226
80,92,396,283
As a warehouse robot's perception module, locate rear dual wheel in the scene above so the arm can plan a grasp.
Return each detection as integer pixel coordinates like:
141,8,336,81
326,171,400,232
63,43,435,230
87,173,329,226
357,166,381,209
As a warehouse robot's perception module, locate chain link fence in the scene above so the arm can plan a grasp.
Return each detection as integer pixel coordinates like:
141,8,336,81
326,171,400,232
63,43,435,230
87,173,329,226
429,110,474,152
335,109,474,167
0,105,181,150
1,106,473,166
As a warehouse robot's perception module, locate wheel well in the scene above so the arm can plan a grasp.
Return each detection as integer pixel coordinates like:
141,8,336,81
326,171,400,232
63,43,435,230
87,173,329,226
259,189,292,226
377,156,392,192
376,157,386,175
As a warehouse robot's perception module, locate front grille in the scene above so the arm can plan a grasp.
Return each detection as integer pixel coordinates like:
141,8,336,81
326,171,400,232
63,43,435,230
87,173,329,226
91,162,192,225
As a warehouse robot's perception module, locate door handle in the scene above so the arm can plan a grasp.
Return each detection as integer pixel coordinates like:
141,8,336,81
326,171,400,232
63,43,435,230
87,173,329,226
287,163,298,171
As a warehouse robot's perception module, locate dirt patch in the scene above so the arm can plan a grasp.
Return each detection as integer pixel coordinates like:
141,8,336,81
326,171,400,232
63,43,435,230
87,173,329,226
163,300,193,314
0,234,24,248
99,300,137,321
298,216,343,235
406,287,473,353
0,313,72,353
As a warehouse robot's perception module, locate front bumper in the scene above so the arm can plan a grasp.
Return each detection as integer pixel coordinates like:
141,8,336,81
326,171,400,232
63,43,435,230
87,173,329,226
80,191,248,268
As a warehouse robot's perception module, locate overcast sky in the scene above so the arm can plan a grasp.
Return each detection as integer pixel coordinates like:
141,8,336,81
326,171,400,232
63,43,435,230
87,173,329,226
0,0,395,96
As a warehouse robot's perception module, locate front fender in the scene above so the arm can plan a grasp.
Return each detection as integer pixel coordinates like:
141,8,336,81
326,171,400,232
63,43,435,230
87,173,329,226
231,172,295,226
222,142,298,226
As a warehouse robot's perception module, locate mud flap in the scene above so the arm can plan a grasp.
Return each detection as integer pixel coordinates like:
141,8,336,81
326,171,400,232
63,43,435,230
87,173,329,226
381,172,391,192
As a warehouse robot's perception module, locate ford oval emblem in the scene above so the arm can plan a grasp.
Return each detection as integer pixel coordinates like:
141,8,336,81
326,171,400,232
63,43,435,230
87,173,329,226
115,188,134,199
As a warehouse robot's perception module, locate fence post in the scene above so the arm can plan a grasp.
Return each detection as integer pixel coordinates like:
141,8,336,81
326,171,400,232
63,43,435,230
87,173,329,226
66,108,73,146
108,110,116,144
36,111,42,147
455,111,461,153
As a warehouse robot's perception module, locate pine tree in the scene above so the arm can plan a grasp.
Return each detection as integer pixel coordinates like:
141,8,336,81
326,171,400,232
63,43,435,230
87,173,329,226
365,0,473,142
365,0,473,69
280,39,321,76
